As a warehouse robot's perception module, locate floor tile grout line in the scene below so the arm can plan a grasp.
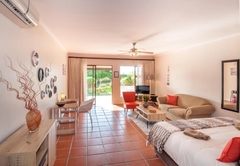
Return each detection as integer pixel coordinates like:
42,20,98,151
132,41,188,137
92,106,109,165
55,107,162,166
65,135,74,166
118,109,152,166
101,107,129,165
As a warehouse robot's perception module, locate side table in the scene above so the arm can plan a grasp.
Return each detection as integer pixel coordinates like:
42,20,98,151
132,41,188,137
51,102,79,135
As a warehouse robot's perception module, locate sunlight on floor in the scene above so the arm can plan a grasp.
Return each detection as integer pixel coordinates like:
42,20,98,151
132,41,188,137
93,96,124,111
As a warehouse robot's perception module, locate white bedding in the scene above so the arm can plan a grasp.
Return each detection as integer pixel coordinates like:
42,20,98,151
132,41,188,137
164,125,240,166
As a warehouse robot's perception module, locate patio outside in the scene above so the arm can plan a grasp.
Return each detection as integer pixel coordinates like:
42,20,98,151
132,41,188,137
87,66,135,110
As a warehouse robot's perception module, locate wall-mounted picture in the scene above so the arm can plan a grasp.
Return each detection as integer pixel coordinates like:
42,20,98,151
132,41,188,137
230,68,237,75
62,64,66,75
114,71,119,78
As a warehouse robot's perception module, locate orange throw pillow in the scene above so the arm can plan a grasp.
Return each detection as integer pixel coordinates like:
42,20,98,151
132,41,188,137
166,94,178,105
217,137,240,162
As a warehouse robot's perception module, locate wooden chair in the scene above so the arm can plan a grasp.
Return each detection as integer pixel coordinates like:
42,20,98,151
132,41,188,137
122,91,139,114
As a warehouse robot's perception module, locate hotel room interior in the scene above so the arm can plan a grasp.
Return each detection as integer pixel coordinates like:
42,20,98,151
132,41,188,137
0,0,240,166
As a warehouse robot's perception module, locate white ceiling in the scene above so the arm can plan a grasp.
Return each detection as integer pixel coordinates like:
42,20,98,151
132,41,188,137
32,0,240,57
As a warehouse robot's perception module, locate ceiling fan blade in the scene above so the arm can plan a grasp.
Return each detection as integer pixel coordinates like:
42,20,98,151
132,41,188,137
118,50,130,53
119,42,153,56
137,51,154,54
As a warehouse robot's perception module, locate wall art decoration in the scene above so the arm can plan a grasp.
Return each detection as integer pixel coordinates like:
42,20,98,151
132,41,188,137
38,68,44,82
62,64,66,75
54,75,57,82
45,84,50,94
49,90,52,98
45,67,50,77
41,90,45,99
0,56,43,132
50,78,54,88
31,51,39,67
114,71,119,78
167,65,170,85
230,68,237,75
53,86,57,94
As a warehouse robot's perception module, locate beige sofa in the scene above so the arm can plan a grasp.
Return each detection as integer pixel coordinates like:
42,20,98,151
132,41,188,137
157,94,215,120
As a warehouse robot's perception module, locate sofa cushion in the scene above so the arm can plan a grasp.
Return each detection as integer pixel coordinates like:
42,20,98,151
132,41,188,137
159,104,180,112
168,107,186,119
176,94,211,108
166,94,178,105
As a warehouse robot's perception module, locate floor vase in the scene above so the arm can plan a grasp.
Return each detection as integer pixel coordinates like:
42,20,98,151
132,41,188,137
26,109,42,132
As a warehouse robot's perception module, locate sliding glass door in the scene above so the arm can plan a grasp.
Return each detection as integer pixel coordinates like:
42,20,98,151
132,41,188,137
87,65,112,105
87,65,96,100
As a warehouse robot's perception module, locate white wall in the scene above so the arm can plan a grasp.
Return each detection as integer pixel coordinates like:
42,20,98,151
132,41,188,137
155,34,240,119
0,14,67,142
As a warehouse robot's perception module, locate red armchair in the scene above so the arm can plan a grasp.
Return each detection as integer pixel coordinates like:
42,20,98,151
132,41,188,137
122,91,139,114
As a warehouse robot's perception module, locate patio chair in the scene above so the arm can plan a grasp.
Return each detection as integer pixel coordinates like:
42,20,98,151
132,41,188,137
122,91,139,114
78,98,95,127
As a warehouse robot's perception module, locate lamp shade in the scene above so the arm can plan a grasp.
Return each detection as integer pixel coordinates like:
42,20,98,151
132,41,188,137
60,92,65,101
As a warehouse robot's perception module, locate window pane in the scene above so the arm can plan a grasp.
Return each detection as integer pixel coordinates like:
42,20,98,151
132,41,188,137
120,66,135,96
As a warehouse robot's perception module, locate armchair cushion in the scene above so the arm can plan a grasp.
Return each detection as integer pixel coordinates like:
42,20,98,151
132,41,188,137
124,102,139,109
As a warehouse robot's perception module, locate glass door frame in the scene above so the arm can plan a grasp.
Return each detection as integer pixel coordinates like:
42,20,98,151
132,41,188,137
87,65,113,105
87,65,97,100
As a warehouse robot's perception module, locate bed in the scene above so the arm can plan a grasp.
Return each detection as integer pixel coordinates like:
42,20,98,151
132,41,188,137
146,117,240,166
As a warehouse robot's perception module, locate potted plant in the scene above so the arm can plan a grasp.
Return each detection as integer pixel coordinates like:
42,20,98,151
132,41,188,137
0,56,42,132
142,95,150,108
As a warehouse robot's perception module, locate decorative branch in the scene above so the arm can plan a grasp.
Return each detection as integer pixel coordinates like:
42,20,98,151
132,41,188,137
0,56,40,110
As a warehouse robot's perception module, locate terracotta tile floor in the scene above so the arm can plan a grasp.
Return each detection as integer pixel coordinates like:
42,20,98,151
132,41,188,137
54,106,165,166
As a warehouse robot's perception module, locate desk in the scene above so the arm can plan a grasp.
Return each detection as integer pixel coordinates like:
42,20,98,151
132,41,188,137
51,102,79,135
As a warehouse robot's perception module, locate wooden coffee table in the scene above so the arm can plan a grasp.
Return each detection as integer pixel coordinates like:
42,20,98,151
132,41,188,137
136,106,166,128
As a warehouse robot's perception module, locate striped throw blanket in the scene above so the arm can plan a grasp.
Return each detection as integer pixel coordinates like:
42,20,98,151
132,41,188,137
146,117,240,152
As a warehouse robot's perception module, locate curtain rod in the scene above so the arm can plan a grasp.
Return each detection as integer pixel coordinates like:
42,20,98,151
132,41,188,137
68,56,155,61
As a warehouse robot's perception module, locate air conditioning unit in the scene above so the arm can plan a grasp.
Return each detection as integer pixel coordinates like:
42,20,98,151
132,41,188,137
0,0,39,28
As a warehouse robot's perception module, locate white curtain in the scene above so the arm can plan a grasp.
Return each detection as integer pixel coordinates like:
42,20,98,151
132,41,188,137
144,61,155,94
134,61,143,85
134,60,155,94
134,60,155,81
68,58,87,103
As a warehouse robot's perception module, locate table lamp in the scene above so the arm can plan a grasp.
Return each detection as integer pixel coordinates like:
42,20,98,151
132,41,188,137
60,92,65,101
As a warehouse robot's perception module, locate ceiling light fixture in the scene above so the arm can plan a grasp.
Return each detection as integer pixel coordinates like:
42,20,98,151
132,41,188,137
130,51,138,56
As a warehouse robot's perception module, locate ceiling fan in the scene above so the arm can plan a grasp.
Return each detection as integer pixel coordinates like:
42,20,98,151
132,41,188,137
119,42,154,56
